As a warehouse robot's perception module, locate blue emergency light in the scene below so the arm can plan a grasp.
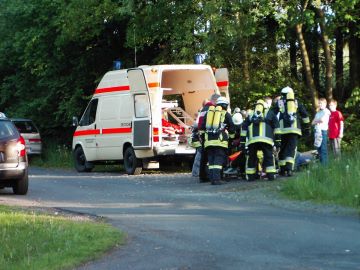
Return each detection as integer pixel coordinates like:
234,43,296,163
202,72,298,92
194,53,205,64
113,60,122,70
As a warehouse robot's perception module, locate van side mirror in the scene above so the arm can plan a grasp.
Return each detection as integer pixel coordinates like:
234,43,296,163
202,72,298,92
72,116,79,127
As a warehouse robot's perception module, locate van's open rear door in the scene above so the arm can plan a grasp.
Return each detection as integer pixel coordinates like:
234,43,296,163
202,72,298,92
128,69,151,149
215,68,230,101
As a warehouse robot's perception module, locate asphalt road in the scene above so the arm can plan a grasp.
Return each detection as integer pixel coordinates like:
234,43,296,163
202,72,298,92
1,167,360,270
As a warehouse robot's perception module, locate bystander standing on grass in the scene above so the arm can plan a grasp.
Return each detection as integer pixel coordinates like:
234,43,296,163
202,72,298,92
328,99,344,157
312,98,331,165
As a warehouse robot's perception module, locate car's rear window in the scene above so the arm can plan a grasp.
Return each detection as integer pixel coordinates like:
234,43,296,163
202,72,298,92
13,121,38,134
0,121,18,139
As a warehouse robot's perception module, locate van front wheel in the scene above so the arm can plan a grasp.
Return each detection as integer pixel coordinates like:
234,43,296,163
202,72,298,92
74,147,93,172
124,147,142,175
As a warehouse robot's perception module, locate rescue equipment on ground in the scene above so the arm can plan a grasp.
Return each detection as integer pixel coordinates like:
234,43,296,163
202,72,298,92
229,151,241,161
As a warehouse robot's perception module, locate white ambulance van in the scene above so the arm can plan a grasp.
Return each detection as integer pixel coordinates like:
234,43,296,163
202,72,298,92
72,64,229,174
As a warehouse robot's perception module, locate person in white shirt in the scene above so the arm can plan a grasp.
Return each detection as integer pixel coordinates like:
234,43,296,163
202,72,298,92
312,98,331,165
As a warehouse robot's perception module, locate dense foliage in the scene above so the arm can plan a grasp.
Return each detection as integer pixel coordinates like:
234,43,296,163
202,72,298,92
0,0,359,145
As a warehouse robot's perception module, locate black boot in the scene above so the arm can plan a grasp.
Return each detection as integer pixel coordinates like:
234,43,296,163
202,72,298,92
246,174,255,181
279,167,286,177
199,177,210,183
211,180,222,185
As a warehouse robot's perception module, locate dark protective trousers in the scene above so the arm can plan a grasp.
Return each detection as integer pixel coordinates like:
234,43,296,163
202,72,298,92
199,146,208,181
207,146,227,182
279,133,298,172
246,143,276,176
230,151,246,174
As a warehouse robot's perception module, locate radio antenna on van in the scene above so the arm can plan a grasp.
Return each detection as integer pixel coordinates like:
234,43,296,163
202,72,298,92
134,25,137,67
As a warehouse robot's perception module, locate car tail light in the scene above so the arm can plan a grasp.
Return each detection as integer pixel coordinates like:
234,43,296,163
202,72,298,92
16,136,26,157
153,127,159,142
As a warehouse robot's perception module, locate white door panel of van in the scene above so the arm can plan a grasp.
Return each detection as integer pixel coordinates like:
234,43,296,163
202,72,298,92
96,94,133,160
215,68,230,100
128,69,151,149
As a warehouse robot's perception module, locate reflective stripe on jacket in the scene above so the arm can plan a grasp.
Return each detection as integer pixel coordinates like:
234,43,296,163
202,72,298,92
241,109,280,147
202,109,235,149
274,99,310,135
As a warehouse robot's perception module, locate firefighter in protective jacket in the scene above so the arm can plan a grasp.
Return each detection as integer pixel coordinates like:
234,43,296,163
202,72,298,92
240,99,281,181
274,87,310,176
201,97,235,185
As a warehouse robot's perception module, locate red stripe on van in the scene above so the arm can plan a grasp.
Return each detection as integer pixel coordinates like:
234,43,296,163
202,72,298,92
102,128,132,134
216,81,228,87
94,85,130,94
73,129,100,137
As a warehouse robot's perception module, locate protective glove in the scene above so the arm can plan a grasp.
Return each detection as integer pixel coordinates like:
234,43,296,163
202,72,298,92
232,138,240,147
274,140,281,149
303,126,311,137
239,142,245,152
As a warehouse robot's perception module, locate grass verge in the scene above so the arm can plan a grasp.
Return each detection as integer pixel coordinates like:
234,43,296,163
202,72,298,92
0,205,125,270
30,143,73,169
281,150,360,210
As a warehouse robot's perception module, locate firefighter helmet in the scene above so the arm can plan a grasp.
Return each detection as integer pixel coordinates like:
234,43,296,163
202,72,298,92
281,86,294,94
232,112,243,125
216,97,229,106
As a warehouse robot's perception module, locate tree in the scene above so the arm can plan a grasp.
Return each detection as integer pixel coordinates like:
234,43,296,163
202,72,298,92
292,0,319,111
313,2,333,100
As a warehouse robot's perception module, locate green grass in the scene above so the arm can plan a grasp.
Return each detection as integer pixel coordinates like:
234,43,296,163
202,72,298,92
281,150,360,210
0,205,125,270
30,143,73,169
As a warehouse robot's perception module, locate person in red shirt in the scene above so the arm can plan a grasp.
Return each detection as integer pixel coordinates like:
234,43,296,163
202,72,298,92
328,99,344,156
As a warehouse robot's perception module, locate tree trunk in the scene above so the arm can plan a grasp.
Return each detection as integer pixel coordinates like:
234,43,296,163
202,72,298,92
295,23,318,112
348,21,360,100
242,38,250,83
335,27,344,103
315,6,333,101
311,30,321,93
289,29,298,79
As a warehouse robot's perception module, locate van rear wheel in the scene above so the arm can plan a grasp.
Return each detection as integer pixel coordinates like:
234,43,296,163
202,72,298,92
74,146,93,172
124,147,142,175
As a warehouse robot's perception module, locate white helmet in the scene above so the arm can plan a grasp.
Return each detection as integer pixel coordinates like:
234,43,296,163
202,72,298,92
216,96,229,106
232,113,243,125
281,86,294,94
